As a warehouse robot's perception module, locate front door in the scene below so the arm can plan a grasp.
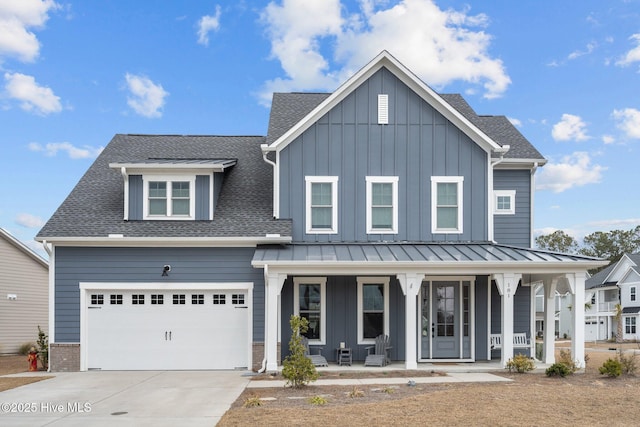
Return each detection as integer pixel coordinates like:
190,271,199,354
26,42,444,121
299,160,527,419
420,279,473,360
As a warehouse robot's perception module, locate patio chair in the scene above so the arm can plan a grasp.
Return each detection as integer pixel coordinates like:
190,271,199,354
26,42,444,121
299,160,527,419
301,336,328,367
364,334,392,367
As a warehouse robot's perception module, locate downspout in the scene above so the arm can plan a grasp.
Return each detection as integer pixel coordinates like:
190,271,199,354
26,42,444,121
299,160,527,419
530,162,539,248
489,145,510,242
260,144,278,219
41,240,52,257
257,264,270,373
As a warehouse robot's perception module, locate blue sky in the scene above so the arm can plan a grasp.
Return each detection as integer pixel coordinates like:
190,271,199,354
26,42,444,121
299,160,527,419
1,0,640,257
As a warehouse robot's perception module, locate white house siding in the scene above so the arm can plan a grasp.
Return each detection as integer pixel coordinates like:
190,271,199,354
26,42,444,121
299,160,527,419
0,232,48,354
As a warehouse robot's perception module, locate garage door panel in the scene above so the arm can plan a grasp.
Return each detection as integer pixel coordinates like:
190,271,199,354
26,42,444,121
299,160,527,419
86,289,249,370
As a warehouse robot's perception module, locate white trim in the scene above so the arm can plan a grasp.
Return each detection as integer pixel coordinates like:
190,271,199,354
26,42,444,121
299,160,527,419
366,176,399,234
293,277,327,345
78,281,253,371
209,172,215,221
39,236,292,246
494,190,516,215
142,174,196,220
109,162,235,172
431,176,464,234
357,276,390,345
48,245,56,359
305,176,339,234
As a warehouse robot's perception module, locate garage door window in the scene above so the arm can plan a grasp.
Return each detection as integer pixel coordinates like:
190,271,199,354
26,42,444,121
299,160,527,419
232,294,245,305
110,294,123,305
192,294,204,305
151,294,164,305
91,294,104,305
173,294,185,305
213,294,226,304
132,294,144,305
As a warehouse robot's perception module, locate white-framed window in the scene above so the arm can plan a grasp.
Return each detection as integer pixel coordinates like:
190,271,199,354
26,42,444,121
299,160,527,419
631,286,636,302
305,176,338,234
143,175,196,220
625,316,636,334
357,277,390,344
294,277,327,344
431,176,464,234
494,190,516,215
366,176,398,234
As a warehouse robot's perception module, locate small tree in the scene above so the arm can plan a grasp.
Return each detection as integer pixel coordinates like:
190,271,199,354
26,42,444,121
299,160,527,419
36,325,48,370
281,315,319,388
614,304,623,344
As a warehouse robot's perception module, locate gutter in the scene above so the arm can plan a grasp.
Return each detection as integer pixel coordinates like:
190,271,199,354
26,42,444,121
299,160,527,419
260,144,278,219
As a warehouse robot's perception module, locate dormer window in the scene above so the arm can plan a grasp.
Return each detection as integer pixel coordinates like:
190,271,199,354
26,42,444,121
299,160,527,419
143,175,195,220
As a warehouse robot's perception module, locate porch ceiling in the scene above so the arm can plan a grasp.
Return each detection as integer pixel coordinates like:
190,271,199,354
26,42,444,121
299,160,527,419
252,243,607,275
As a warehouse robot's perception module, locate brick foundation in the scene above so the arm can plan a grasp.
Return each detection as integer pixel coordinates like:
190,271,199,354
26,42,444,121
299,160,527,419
252,342,281,371
49,343,80,372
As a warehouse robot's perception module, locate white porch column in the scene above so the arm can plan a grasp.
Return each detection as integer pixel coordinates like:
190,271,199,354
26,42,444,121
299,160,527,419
494,273,522,367
398,273,425,370
543,277,558,364
567,272,587,367
265,270,287,372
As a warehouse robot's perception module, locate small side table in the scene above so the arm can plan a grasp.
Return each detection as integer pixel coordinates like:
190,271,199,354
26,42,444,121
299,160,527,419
336,347,352,366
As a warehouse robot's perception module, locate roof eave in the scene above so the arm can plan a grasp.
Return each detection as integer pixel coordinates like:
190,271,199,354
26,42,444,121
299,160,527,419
35,235,293,247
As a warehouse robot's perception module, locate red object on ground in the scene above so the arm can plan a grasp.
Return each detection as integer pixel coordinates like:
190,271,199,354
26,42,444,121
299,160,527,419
27,350,38,371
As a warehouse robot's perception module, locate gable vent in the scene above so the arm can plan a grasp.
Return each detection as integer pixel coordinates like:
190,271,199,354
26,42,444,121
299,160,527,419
378,94,388,125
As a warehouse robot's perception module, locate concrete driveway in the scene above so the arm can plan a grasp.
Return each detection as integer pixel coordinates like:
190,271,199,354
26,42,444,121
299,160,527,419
0,370,250,426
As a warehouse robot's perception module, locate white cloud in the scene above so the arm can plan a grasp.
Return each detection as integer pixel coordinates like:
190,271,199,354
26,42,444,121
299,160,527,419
124,73,168,118
612,108,640,139
259,0,510,104
567,42,596,60
551,113,589,142
28,141,103,159
616,33,640,67
15,213,44,228
197,5,221,46
507,117,521,127
536,152,606,193
0,0,59,62
4,72,61,115
602,134,615,144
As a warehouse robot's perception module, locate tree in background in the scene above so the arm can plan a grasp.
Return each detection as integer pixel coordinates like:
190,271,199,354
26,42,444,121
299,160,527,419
535,230,579,254
579,226,640,265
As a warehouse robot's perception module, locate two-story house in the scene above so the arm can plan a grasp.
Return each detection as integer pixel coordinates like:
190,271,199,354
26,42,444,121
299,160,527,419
585,253,640,341
37,51,605,372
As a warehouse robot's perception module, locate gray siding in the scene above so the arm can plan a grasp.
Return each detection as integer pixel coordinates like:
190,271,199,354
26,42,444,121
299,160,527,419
53,247,263,342
281,275,405,362
279,67,489,243
195,175,210,220
129,175,143,220
494,169,531,247
474,275,489,359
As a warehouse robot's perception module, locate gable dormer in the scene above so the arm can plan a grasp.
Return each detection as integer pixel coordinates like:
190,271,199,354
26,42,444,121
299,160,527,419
109,158,236,221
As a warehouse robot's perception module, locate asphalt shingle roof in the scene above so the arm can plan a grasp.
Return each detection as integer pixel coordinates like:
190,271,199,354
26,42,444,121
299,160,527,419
585,253,640,289
37,134,291,239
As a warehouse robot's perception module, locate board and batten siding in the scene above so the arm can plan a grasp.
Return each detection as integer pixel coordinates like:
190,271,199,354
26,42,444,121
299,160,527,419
493,169,531,248
0,235,48,354
279,67,489,243
53,247,263,342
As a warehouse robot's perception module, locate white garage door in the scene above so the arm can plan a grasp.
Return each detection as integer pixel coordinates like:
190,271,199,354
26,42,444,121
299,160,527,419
85,289,249,370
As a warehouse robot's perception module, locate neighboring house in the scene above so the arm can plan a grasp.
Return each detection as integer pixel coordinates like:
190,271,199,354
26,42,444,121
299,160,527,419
37,51,605,372
534,286,571,338
585,253,640,341
0,228,48,354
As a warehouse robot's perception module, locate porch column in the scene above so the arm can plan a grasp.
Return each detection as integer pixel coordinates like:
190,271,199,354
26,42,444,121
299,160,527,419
567,272,587,367
494,273,522,367
265,270,287,372
543,277,558,364
398,273,425,370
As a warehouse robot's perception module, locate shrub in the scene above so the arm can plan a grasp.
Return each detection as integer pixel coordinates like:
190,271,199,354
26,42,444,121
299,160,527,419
36,326,48,370
281,315,319,388
242,396,263,408
599,358,622,378
18,342,36,356
617,349,638,376
546,363,572,377
506,353,535,373
308,395,327,405
556,349,578,373
348,387,364,398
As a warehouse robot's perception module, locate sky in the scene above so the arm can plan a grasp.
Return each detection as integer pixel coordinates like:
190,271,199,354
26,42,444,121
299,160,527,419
1,0,640,258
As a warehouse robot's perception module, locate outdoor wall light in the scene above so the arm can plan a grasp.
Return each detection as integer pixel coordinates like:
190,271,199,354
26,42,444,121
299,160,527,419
162,265,171,276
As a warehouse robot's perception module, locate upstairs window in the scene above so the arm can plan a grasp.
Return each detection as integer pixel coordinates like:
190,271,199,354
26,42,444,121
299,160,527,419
143,176,195,220
366,176,398,234
494,190,516,215
431,176,464,234
305,176,338,234
631,286,636,302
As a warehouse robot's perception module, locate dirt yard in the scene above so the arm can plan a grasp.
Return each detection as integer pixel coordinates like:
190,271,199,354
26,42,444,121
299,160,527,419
0,355,51,392
219,344,640,426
